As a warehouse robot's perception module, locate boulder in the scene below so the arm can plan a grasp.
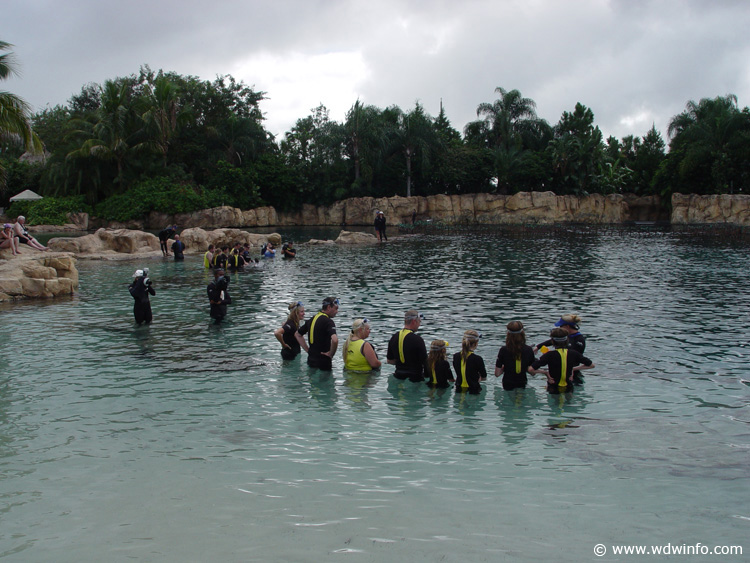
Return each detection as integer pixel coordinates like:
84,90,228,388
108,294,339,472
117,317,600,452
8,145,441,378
335,230,378,245
0,253,78,301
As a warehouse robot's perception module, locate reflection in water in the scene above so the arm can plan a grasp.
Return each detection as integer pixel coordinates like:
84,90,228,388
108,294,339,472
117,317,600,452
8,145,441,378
1,226,749,561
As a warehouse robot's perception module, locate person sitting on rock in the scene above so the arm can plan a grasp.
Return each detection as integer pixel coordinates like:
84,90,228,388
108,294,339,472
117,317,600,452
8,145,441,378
1,223,21,255
13,216,48,251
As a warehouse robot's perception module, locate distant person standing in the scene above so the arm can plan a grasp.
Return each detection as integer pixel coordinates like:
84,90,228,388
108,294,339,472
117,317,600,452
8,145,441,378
203,245,215,268
295,297,339,370
158,225,177,256
171,234,185,260
207,268,231,324
374,211,387,242
128,268,155,325
281,241,296,258
387,309,427,382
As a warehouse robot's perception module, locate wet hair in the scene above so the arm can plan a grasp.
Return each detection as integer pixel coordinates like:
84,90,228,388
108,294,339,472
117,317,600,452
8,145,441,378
322,296,339,310
505,320,526,359
286,301,304,328
427,340,448,374
550,327,569,348
342,318,369,360
461,330,480,360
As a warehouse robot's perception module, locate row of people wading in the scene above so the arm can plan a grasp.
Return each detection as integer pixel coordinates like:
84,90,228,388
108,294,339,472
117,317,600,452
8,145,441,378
276,299,595,394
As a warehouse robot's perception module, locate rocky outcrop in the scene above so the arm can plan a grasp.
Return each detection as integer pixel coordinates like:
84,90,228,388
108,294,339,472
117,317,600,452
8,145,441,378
334,230,378,245
671,194,750,226
0,253,78,301
49,228,161,255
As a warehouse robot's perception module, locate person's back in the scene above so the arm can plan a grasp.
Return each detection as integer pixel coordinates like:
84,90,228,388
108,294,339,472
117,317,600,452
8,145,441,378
453,330,486,394
387,310,427,382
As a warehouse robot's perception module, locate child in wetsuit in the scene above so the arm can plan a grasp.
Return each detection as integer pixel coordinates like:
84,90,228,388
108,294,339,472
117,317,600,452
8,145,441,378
453,330,487,394
531,328,594,394
426,340,454,389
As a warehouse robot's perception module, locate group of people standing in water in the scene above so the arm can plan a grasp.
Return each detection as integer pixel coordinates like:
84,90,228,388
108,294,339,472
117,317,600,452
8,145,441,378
275,298,595,395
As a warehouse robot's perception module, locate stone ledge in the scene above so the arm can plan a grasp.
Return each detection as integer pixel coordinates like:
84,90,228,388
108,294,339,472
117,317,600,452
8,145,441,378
0,252,78,302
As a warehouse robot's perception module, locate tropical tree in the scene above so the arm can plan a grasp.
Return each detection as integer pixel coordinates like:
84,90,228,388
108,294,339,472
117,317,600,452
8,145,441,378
139,75,192,167
388,102,437,197
661,94,750,194
548,103,605,194
466,87,552,192
0,40,42,187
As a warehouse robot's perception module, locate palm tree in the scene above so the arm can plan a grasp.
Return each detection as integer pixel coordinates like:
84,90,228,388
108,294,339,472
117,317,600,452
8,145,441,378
666,95,750,193
139,76,192,167
389,103,436,197
1,41,42,185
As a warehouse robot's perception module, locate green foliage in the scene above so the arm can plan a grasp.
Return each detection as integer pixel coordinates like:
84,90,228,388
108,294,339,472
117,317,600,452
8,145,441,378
0,158,42,206
7,196,91,225
93,177,207,222
204,160,262,209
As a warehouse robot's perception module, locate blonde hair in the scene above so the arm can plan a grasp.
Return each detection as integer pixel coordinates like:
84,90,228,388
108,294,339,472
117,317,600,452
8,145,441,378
461,330,480,360
427,340,448,374
286,301,304,328
342,318,369,360
561,313,582,325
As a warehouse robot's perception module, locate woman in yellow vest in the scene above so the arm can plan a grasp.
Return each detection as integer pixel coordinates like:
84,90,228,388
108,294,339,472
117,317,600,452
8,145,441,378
342,318,381,371
453,330,487,394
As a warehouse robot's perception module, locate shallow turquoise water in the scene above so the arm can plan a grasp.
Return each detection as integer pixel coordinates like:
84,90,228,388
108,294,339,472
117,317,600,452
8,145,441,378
1,226,748,562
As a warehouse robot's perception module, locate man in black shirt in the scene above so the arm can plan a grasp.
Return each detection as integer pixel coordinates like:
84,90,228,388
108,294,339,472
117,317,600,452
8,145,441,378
387,309,427,382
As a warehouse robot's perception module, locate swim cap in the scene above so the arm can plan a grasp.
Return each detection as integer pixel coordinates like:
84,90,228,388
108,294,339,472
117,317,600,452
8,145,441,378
134,269,144,277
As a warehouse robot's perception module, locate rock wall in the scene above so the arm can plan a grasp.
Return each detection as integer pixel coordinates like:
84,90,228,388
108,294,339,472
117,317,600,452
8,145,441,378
0,254,78,302
83,192,663,230
671,194,750,226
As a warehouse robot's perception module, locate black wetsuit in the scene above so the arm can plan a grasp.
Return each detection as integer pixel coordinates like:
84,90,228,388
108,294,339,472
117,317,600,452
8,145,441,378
281,320,301,360
496,344,536,390
297,312,337,370
453,352,487,394
387,330,427,382
158,228,175,254
426,359,454,389
128,277,155,325
374,215,387,240
537,332,586,355
207,277,231,323
171,240,185,260
212,253,227,270
532,348,592,394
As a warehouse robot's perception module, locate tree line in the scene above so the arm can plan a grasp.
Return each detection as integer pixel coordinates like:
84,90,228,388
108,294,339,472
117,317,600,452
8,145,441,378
2,45,750,223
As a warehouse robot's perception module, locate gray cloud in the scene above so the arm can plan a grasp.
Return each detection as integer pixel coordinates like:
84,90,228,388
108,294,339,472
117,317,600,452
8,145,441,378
5,0,749,142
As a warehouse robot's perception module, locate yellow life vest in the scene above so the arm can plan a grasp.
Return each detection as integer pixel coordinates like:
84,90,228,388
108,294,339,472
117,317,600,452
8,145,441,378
309,312,328,345
345,339,371,371
460,351,473,389
515,357,522,375
398,329,412,363
204,251,212,268
557,349,568,388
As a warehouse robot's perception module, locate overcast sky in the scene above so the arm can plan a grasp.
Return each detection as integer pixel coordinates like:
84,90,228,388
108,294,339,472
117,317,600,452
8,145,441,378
4,0,750,143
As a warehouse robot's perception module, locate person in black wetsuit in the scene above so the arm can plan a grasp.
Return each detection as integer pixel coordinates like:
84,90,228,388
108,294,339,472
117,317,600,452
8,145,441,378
281,241,296,258
295,297,339,370
171,234,185,260
374,211,387,242
128,268,155,325
495,320,536,390
387,309,427,382
207,268,231,324
274,301,305,359
453,329,487,394
531,328,594,394
158,225,177,256
425,340,454,389
535,313,586,355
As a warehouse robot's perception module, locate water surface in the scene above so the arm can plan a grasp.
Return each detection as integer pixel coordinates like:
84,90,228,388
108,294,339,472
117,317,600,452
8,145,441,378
1,226,748,562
